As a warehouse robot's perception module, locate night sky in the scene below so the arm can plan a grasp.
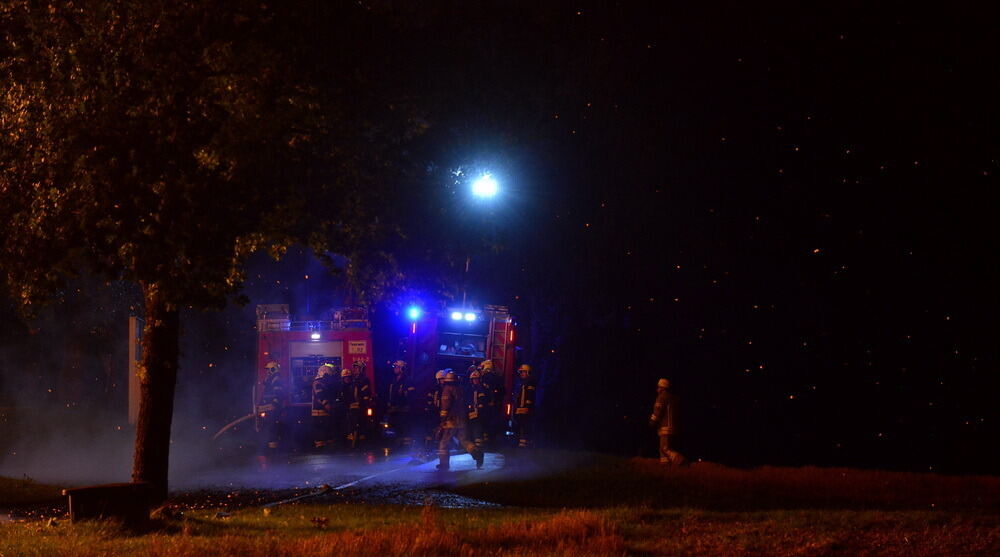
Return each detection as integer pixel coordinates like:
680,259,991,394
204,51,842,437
381,3,998,473
1,2,997,474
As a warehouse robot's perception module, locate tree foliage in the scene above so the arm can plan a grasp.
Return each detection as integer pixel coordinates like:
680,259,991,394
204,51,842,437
0,0,415,311
0,0,421,500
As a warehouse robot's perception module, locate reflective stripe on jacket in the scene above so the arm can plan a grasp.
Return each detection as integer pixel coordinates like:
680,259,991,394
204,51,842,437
312,376,337,417
649,390,677,435
439,384,466,428
468,385,488,419
388,376,416,411
515,380,536,415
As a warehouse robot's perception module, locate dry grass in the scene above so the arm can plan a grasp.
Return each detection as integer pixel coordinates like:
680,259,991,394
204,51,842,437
619,508,1000,556
455,452,1000,510
1,506,624,557
2,454,999,555
2,504,998,556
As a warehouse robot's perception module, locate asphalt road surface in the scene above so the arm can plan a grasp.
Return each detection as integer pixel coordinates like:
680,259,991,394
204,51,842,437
1,448,509,522
185,450,500,494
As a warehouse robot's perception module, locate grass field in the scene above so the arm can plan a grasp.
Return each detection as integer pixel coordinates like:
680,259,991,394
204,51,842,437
456,452,999,510
2,452,998,556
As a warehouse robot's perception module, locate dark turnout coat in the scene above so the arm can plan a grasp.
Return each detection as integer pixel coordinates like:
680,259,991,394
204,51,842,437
439,383,467,429
649,390,678,436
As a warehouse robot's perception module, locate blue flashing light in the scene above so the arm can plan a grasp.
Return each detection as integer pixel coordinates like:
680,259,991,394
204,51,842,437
451,311,464,321
406,306,422,321
464,312,477,322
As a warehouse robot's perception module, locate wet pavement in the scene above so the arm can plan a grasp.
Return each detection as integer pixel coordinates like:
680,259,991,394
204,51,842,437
173,450,506,510
1,450,506,521
177,450,505,492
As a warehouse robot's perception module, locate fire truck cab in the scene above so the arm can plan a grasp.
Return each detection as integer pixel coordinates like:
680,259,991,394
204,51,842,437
253,304,375,447
404,304,519,415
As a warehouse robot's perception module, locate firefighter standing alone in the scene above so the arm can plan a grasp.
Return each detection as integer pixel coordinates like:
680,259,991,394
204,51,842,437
649,378,685,465
423,369,447,455
339,367,371,448
386,360,416,449
466,370,488,450
350,360,371,401
259,361,287,451
311,363,339,449
513,364,536,449
479,359,504,449
437,371,484,470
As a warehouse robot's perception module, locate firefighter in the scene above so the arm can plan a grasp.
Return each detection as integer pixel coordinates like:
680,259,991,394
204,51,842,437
351,359,372,400
386,360,416,449
513,364,536,449
437,371,484,470
466,370,489,450
649,378,685,465
479,360,504,448
339,367,371,448
423,370,447,455
351,359,373,442
259,361,287,451
311,363,339,449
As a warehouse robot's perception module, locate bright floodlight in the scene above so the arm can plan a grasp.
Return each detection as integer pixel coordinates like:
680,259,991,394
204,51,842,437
464,312,477,321
406,306,422,321
451,311,464,320
310,332,321,340
471,173,499,198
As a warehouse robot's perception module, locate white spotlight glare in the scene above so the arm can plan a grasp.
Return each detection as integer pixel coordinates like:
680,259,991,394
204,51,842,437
464,312,476,321
310,332,321,340
451,311,464,320
471,173,499,198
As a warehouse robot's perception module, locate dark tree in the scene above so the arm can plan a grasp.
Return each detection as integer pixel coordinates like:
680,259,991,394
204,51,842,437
0,1,414,502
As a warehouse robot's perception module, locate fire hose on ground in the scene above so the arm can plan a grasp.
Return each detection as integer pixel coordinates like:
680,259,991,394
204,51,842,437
211,413,256,441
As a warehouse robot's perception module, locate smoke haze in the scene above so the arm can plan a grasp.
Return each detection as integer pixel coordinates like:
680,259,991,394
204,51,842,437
0,250,353,490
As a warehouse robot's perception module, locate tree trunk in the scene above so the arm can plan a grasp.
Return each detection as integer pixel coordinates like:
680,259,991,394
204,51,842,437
131,282,180,504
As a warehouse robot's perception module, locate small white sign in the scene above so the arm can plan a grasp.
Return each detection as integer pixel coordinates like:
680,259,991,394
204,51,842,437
348,341,367,354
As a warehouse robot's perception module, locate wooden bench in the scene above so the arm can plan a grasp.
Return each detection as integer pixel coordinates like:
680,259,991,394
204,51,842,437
62,482,153,526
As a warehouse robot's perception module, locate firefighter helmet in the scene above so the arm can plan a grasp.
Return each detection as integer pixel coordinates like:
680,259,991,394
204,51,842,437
518,364,532,375
265,361,280,370
435,370,446,380
479,360,494,372
317,363,336,377
444,371,457,383
340,369,352,378
469,370,481,380
393,360,406,369
657,378,670,389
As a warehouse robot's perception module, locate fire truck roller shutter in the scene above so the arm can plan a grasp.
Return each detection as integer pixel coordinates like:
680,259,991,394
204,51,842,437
289,341,343,359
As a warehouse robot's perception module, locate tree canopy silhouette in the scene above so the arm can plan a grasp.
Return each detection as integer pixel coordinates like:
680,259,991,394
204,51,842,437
1,0,418,501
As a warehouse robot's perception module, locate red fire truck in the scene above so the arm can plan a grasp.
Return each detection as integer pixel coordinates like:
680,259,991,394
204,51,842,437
212,302,521,449
251,304,376,445
403,304,519,417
